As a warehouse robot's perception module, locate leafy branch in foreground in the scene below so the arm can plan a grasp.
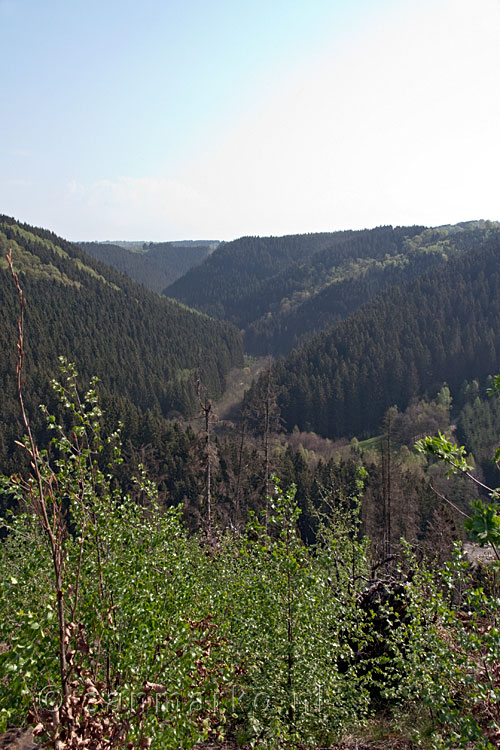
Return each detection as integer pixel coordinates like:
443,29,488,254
414,382,500,746
416,415,500,562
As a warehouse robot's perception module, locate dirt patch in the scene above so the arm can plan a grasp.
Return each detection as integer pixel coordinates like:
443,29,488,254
215,356,270,420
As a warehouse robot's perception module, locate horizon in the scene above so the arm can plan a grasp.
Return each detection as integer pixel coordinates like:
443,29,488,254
2,0,500,242
6,215,500,247
87,217,500,244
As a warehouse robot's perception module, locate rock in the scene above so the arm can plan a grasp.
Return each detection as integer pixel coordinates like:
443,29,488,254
0,728,38,749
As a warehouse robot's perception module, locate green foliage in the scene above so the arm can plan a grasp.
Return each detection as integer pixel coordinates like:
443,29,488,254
415,432,473,477
410,374,500,745
0,215,243,482
0,367,373,746
425,548,500,748
457,385,500,484
2,363,500,747
0,365,237,747
464,500,500,547
209,476,372,747
0,512,54,730
269,233,500,438
167,223,500,360
416,379,500,555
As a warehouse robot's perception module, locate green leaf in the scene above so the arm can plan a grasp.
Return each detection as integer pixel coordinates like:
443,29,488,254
464,500,500,547
415,432,472,476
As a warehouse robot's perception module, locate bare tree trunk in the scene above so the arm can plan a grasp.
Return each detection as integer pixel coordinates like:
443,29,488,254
264,367,272,510
234,414,247,530
204,399,212,534
386,412,392,557
197,378,216,537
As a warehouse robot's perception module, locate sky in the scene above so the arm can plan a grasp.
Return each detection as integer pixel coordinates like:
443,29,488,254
1,0,500,241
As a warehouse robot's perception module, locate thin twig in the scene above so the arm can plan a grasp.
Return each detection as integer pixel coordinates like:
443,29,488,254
465,470,497,494
430,483,500,563
429,483,471,519
7,250,69,703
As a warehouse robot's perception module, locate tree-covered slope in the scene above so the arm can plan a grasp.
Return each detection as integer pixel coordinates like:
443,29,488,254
245,223,500,354
268,233,500,438
79,240,214,293
164,231,363,324
0,215,243,469
166,223,500,355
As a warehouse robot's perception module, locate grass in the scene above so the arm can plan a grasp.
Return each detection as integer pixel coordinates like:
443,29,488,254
357,435,383,452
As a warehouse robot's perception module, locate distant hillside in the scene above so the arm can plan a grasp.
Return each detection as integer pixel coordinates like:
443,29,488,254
164,231,358,324
0,215,243,472
166,222,500,355
79,240,217,293
245,223,500,354
265,233,500,438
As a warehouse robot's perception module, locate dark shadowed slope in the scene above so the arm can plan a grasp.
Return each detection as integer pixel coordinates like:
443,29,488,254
79,240,214,293
0,215,243,470
264,233,500,438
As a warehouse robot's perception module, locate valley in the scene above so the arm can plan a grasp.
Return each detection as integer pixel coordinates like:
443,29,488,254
1,215,500,748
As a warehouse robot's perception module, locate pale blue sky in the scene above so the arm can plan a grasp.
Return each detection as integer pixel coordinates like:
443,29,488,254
1,0,500,240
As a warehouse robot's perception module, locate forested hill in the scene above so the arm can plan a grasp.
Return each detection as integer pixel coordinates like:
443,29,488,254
267,233,500,438
164,230,368,324
79,240,215,293
0,215,243,468
165,222,500,355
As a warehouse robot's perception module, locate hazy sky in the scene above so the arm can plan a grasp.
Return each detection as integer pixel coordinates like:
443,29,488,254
2,0,500,241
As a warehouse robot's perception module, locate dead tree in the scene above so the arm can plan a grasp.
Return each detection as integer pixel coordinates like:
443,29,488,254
196,377,218,537
233,409,248,531
246,362,281,524
381,407,395,557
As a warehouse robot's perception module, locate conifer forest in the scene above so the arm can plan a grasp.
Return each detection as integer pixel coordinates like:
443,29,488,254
1,217,500,749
